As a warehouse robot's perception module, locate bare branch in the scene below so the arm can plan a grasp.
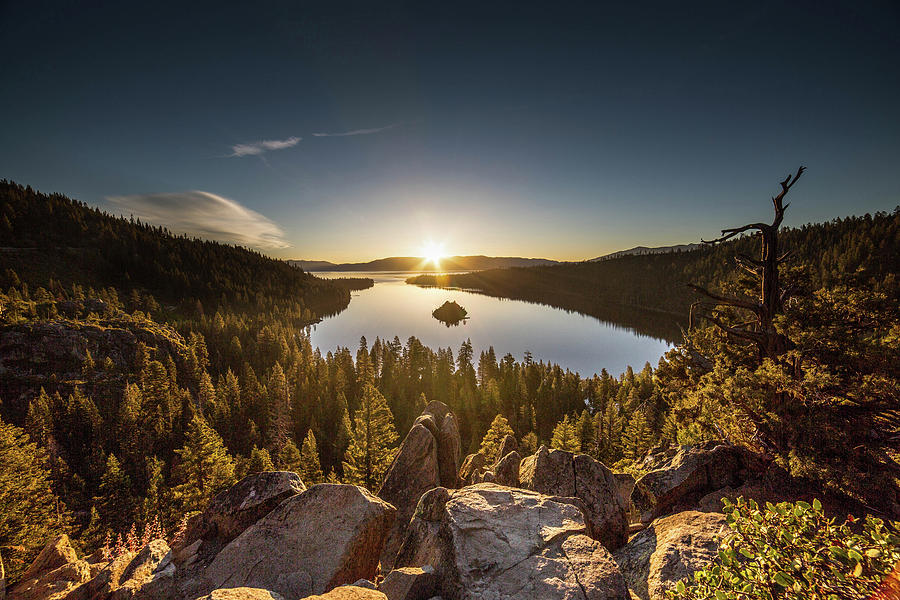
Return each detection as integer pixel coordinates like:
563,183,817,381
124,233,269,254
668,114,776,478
702,223,767,244
687,283,760,311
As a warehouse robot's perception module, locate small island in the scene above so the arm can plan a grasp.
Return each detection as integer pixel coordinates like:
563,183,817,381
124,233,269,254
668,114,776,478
432,300,468,326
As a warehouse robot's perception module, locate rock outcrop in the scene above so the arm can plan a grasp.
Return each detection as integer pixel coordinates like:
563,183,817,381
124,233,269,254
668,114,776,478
190,589,284,600
631,442,765,524
378,403,460,570
414,402,461,489
7,536,92,600
204,484,395,599
305,587,388,599
174,471,305,566
491,451,520,487
378,566,437,600
519,446,629,550
613,511,726,600
395,484,627,600
456,454,486,487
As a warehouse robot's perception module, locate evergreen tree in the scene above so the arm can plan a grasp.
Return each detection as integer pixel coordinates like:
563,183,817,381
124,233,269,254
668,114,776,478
550,415,581,453
342,384,398,490
173,416,235,513
277,438,303,474
576,409,595,457
478,414,515,463
622,409,654,462
0,416,68,583
96,454,133,532
246,445,275,474
298,430,324,484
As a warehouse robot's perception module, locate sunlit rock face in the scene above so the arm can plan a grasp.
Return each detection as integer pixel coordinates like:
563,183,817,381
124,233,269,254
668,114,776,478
204,484,395,599
613,511,727,600
395,483,628,600
377,401,461,571
519,446,630,550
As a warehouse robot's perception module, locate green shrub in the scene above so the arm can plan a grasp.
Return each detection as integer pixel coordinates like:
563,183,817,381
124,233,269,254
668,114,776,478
668,497,900,600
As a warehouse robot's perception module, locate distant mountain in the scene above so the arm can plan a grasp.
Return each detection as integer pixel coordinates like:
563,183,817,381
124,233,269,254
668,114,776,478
590,244,702,261
289,255,560,272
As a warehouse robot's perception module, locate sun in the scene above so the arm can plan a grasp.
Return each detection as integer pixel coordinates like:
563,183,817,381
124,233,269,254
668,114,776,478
421,241,446,268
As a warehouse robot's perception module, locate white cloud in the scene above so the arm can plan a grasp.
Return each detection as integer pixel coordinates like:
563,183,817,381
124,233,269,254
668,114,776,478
108,191,290,249
230,136,301,157
311,122,401,137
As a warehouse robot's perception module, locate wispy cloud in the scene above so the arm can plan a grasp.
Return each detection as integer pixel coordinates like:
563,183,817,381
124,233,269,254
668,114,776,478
311,122,402,137
230,136,301,157
107,191,290,249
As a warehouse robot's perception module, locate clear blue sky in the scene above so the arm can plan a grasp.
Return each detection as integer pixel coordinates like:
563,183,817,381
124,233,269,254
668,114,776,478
2,1,898,260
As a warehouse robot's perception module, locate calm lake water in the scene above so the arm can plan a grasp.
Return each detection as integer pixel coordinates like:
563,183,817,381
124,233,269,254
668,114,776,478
308,272,673,378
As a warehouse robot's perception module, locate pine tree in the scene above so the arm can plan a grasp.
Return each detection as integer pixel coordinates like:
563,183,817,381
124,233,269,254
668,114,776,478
623,409,654,462
478,414,515,463
173,416,236,513
576,409,595,457
342,384,398,490
298,430,324,484
277,438,303,474
550,415,581,453
96,454,133,532
0,416,68,583
246,445,275,474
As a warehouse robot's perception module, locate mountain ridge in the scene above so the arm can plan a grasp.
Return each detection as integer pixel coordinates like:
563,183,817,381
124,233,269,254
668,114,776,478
289,255,561,272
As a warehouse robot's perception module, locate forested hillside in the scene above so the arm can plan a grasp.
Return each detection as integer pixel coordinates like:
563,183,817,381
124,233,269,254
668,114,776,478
408,208,900,330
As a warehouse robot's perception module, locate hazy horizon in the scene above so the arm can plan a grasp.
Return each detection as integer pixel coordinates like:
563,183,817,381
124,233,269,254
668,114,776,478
2,1,898,261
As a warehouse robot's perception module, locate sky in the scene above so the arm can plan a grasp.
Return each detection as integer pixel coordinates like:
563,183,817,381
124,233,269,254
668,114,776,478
1,0,899,261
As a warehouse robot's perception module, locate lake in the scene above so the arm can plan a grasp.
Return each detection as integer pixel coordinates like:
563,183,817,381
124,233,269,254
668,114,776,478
308,272,673,377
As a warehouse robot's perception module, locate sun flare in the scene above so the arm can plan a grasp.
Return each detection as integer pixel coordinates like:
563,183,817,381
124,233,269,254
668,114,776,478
421,241,446,268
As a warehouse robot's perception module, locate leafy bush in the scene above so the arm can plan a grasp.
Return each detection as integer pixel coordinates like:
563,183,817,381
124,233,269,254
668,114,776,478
669,497,900,600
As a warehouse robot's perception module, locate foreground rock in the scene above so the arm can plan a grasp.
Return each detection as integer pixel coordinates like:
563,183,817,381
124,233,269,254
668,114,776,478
191,589,284,600
378,566,436,600
519,446,629,550
395,484,627,600
174,471,305,566
613,511,726,600
378,403,460,570
306,587,387,599
7,536,93,600
204,484,395,599
631,442,765,523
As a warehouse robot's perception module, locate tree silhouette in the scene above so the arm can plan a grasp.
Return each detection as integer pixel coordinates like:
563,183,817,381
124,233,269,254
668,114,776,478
689,167,805,365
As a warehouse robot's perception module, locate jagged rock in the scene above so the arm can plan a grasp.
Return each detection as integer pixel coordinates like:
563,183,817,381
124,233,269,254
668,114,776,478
8,535,92,600
395,484,627,600
614,474,635,511
457,454,485,486
306,588,387,599
495,435,517,461
492,451,520,487
379,566,437,600
613,511,726,600
175,471,305,565
631,442,765,523
22,535,78,581
191,589,284,600
414,402,461,489
519,446,629,550
350,579,377,589
8,559,91,600
109,540,174,599
377,424,441,570
204,484,395,599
